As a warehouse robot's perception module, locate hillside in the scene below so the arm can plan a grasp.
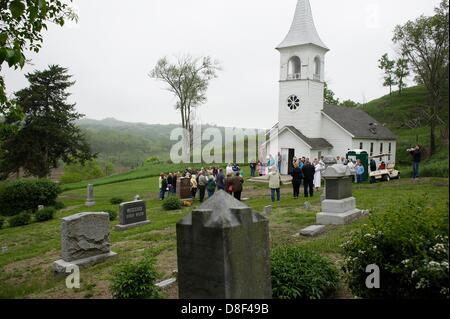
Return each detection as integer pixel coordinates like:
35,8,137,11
361,85,449,166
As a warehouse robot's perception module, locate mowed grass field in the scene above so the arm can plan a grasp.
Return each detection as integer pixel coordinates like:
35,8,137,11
0,169,448,298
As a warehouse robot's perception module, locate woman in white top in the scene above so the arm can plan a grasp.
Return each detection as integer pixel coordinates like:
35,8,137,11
313,159,324,190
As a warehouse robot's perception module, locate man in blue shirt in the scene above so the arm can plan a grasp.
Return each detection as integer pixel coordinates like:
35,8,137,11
355,159,365,183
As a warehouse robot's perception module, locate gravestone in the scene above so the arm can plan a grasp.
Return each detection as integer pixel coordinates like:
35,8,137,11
38,205,44,211
134,195,141,201
316,164,362,225
263,205,272,216
115,200,150,230
176,190,272,299
53,212,117,272
176,177,191,199
300,225,325,237
320,156,338,202
85,184,95,206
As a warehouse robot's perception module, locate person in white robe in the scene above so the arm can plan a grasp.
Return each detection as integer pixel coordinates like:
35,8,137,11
313,159,324,190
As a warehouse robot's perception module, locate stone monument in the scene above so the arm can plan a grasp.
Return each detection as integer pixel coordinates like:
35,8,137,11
85,184,95,207
176,177,191,199
176,190,272,299
54,212,117,272
115,200,150,230
320,156,337,202
316,164,362,225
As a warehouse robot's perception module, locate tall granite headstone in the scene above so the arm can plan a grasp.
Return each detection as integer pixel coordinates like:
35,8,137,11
320,156,337,202
115,200,150,230
176,177,191,199
53,212,117,272
85,184,95,206
176,190,272,299
316,164,362,225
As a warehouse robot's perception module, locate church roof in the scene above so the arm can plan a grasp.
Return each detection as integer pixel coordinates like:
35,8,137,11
284,126,333,150
322,105,397,140
277,0,329,50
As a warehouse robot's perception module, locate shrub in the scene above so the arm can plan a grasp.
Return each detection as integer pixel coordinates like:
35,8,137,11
34,207,56,222
0,180,61,216
110,256,162,299
342,198,449,299
54,201,65,210
105,209,117,221
271,246,339,299
110,197,124,205
162,197,181,211
8,212,32,227
0,217,4,229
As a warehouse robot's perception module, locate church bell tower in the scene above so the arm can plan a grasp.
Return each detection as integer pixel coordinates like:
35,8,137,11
277,0,329,138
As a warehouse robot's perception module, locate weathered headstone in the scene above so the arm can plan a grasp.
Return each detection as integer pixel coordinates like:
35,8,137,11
176,190,272,299
85,184,95,206
38,205,44,211
263,205,272,216
176,177,191,199
316,164,362,225
300,225,325,237
320,156,338,202
53,212,117,272
303,201,312,210
134,195,141,201
115,200,150,230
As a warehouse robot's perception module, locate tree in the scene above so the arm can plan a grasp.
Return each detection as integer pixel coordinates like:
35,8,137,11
324,82,340,105
393,0,449,155
378,53,397,95
149,55,220,156
394,58,410,94
340,99,361,108
0,0,77,113
0,65,94,179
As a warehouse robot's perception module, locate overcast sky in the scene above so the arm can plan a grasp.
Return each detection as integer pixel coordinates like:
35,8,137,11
3,0,441,129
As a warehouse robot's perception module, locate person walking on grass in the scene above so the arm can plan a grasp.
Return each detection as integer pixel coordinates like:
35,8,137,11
302,159,315,198
355,159,365,183
408,144,422,180
225,173,233,195
249,160,256,177
266,166,282,202
190,174,198,199
159,173,168,200
198,171,208,202
216,168,225,191
207,175,216,198
291,161,302,199
231,171,244,200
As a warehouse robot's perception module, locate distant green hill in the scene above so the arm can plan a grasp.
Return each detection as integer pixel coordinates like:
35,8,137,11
361,85,449,167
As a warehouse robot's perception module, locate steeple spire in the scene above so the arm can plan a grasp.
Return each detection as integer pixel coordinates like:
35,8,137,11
277,0,328,51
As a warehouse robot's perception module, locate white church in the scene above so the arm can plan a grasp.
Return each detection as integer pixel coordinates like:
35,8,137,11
265,0,397,174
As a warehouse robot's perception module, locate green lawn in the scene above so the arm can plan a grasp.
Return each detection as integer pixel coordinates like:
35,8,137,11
0,174,448,298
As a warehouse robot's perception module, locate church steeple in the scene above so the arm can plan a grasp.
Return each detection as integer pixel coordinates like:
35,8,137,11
277,0,328,51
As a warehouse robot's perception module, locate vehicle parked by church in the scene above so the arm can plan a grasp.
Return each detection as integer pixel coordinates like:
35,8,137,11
368,153,400,182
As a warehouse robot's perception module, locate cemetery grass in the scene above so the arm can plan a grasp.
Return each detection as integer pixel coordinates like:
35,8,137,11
0,175,448,299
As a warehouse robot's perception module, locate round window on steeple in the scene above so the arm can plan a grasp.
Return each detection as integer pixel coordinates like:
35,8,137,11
287,95,300,111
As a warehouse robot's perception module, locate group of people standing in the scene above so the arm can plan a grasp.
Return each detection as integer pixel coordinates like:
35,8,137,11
289,157,325,199
159,164,245,202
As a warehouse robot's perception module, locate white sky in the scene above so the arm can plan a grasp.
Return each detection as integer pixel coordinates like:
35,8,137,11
3,0,441,129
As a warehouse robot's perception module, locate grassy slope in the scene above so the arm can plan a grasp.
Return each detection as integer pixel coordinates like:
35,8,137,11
0,163,448,298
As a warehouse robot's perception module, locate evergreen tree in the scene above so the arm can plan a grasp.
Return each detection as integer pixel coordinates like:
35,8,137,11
0,65,94,179
378,53,397,95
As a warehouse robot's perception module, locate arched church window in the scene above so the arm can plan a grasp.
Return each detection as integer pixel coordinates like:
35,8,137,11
314,56,321,80
287,95,300,111
287,56,301,80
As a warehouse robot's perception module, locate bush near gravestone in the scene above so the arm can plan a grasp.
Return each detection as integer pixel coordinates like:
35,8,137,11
0,180,61,216
271,246,339,299
0,217,4,229
341,198,449,299
34,207,56,222
110,256,163,299
162,197,181,211
8,212,32,227
105,209,117,221
54,201,65,210
110,197,124,205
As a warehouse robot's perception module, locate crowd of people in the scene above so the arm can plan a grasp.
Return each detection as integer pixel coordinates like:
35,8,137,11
158,164,245,202
157,153,371,204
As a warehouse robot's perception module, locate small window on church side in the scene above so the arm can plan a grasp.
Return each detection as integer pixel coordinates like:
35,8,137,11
388,143,392,160
380,142,383,154
359,142,363,150
370,143,374,156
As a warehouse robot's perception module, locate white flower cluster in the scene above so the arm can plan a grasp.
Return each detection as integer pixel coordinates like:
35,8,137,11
430,243,447,254
415,278,429,289
428,260,442,271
